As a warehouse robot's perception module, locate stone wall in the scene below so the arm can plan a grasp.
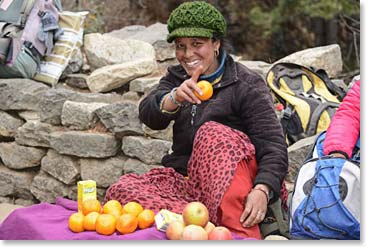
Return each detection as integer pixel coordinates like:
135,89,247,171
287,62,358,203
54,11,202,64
0,78,175,205
0,23,345,206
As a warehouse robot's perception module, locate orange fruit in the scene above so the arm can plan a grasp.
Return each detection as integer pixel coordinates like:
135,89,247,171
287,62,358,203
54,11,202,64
122,201,143,217
82,199,101,216
137,209,155,229
103,200,123,219
194,80,213,101
116,213,138,234
95,214,117,235
83,211,100,231
68,212,84,233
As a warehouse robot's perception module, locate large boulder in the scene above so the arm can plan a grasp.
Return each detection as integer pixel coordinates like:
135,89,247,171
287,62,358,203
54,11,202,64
105,23,175,62
86,59,156,93
274,44,343,78
0,79,49,111
84,33,156,70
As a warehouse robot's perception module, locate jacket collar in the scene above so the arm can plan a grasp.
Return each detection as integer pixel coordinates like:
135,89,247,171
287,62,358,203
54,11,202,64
167,53,239,89
198,51,226,83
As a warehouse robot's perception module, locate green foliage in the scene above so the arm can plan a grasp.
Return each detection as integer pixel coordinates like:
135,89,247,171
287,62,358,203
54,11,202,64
299,0,359,19
249,0,359,37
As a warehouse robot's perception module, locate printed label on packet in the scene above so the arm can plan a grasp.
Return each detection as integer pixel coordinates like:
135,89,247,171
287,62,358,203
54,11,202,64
77,180,97,213
154,209,183,232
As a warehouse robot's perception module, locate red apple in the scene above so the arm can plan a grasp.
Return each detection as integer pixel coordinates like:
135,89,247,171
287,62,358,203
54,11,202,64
182,201,209,227
208,226,233,240
166,221,185,240
181,225,208,240
204,221,215,234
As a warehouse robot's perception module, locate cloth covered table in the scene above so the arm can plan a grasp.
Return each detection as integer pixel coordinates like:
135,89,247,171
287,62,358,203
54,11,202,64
0,197,249,240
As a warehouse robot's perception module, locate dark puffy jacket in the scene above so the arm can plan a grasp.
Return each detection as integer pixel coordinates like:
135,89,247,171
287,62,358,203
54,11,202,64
139,55,288,199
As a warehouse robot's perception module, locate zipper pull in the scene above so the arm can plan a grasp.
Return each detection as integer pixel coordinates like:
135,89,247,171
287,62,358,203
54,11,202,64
191,104,197,126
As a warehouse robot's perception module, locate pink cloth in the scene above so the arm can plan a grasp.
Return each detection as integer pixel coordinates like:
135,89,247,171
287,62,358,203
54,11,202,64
0,197,249,240
0,0,14,11
323,80,360,158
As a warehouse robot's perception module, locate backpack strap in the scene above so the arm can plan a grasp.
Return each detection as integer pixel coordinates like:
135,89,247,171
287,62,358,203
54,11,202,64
52,0,62,11
306,101,340,136
1,22,20,38
311,67,347,101
19,0,37,27
260,198,290,239
0,22,7,33
273,64,311,90
280,105,293,134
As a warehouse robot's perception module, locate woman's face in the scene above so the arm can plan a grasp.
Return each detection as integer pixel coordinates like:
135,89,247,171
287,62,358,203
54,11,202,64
175,37,220,76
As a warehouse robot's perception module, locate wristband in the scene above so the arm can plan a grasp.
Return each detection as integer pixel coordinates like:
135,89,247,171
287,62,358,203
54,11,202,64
169,87,182,107
329,150,349,159
252,187,270,203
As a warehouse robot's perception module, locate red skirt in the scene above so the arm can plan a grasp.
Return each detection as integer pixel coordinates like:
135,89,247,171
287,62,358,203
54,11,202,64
105,121,261,239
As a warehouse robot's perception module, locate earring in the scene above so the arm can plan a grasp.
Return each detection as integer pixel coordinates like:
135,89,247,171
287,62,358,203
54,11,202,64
214,49,219,57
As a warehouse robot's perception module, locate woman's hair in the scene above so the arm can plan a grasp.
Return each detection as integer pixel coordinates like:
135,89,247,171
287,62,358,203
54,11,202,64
212,33,234,55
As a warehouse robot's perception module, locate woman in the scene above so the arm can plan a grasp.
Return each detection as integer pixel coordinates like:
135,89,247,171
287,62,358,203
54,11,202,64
323,79,360,161
105,1,288,239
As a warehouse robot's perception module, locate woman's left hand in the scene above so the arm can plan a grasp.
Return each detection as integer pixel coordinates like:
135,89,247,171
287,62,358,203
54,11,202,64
240,186,269,228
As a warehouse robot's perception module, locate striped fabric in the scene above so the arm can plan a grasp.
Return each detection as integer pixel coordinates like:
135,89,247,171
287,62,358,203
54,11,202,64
34,11,88,85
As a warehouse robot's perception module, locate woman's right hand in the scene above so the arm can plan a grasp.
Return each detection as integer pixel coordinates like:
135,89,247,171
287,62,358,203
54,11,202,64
175,66,204,105
240,185,269,228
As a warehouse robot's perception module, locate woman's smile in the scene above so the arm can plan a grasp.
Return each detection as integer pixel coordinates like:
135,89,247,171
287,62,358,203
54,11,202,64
175,37,220,76
185,60,200,67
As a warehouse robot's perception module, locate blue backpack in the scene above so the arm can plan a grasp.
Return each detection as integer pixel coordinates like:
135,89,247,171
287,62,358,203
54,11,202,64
289,131,360,240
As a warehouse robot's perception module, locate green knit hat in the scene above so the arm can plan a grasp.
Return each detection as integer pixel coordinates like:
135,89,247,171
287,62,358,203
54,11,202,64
167,1,227,43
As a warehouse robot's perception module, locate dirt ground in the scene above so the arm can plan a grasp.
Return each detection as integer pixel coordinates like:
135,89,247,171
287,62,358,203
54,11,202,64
0,203,23,224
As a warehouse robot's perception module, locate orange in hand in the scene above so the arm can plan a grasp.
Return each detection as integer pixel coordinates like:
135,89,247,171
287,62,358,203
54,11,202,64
83,211,100,231
137,209,155,229
122,201,144,217
95,214,117,235
116,213,138,234
82,199,101,216
68,212,85,233
103,200,123,219
194,80,213,101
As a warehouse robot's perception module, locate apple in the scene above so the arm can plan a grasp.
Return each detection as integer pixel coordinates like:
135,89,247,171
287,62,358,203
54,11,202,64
166,221,185,240
181,225,208,240
204,221,215,234
182,201,209,227
208,226,233,240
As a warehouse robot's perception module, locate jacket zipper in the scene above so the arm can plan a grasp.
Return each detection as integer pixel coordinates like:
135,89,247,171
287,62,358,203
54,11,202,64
190,104,197,143
190,104,197,126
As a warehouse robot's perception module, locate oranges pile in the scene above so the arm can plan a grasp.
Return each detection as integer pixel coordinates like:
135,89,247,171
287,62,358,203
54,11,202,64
68,199,156,236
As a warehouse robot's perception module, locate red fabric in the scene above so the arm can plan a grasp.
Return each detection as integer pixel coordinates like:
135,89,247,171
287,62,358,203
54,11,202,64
104,167,190,213
105,121,258,238
280,180,289,212
219,159,261,239
323,80,360,158
185,121,255,224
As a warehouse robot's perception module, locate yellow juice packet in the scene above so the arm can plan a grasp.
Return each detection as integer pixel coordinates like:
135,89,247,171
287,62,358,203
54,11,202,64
77,180,97,213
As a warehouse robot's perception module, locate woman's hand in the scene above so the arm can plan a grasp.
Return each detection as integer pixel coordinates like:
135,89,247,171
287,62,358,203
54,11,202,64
240,184,269,228
175,66,203,105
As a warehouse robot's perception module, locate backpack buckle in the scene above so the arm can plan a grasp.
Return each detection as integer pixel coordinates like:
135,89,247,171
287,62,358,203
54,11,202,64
38,10,46,18
283,107,292,120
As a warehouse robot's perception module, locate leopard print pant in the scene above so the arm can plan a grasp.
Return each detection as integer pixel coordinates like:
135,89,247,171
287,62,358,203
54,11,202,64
104,121,287,224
